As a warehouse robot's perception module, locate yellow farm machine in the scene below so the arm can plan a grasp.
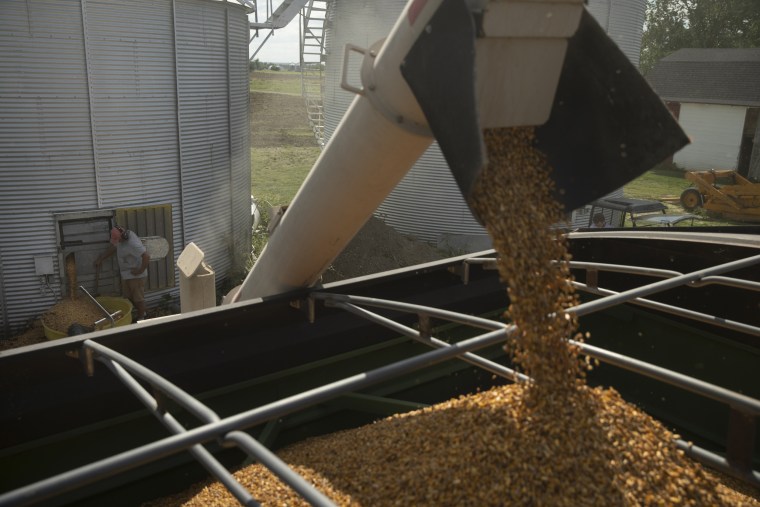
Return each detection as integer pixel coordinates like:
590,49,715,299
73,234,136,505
680,169,760,223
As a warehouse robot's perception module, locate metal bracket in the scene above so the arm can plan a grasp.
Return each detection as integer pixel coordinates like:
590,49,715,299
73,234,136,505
448,263,468,285
292,296,316,324
340,43,367,95
418,313,432,341
453,258,499,285
64,347,95,377
586,269,599,290
341,39,432,137
726,407,756,472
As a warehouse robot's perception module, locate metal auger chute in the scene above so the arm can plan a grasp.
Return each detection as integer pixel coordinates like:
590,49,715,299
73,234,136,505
231,0,688,303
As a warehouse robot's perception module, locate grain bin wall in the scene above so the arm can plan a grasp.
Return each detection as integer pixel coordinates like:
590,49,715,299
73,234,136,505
323,0,647,246
0,0,250,338
586,0,646,68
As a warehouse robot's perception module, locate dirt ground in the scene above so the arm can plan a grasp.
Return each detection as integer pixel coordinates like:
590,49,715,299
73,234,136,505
1,320,46,351
322,215,449,284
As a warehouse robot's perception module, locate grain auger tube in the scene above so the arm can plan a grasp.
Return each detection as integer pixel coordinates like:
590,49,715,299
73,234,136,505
232,0,688,303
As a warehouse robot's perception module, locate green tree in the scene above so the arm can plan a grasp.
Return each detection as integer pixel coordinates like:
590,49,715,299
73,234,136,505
641,0,760,74
250,59,269,71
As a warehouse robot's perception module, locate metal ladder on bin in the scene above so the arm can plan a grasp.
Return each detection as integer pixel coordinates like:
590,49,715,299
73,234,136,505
248,0,328,147
300,0,328,147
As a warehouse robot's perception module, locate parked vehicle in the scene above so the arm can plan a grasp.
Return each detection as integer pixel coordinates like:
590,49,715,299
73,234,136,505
680,169,760,223
585,197,699,228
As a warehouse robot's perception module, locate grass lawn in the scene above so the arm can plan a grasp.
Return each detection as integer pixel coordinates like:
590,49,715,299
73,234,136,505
250,69,321,218
250,70,302,95
624,165,689,200
251,146,321,208
249,145,320,261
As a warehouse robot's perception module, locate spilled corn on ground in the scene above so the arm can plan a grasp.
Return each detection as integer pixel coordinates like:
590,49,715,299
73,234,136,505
151,127,759,506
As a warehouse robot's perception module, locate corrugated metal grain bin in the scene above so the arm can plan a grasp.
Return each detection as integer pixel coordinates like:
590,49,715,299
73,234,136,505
0,0,251,338
322,0,646,245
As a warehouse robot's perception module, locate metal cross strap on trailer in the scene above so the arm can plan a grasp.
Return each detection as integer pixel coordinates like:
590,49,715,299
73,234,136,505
0,232,759,506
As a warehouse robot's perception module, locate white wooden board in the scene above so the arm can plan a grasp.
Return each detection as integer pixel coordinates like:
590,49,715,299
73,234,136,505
142,236,170,261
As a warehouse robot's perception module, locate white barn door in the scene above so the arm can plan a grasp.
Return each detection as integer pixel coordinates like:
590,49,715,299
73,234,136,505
674,103,746,170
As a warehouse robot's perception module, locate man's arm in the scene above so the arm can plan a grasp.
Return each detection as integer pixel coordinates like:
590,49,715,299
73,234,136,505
131,251,150,276
94,245,116,268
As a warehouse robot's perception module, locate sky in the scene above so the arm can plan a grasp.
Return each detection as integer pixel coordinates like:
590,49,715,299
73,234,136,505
248,12,302,64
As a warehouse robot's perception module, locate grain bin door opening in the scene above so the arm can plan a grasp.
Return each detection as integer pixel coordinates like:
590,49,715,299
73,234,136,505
55,207,175,298
55,211,119,298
